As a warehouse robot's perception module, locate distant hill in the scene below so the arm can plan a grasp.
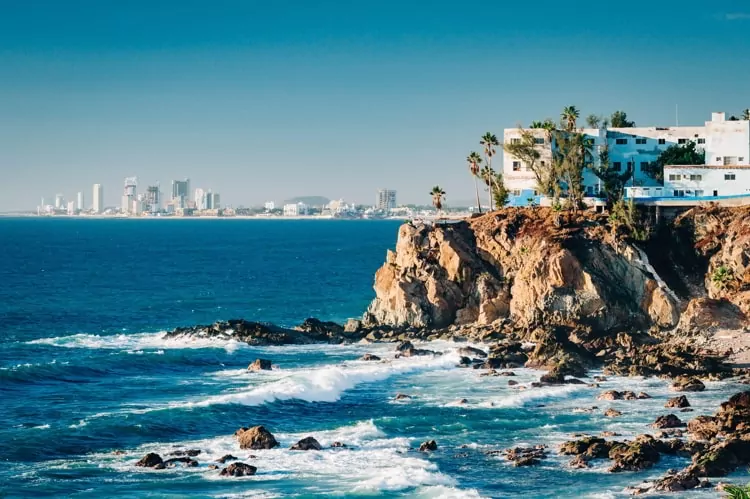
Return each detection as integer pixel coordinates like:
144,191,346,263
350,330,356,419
283,196,330,207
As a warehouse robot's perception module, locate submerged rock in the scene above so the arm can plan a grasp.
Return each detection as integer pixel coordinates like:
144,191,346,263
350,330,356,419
360,353,381,361
135,453,163,468
419,440,438,452
235,426,279,450
216,454,238,464
290,437,322,451
219,462,257,477
248,359,272,371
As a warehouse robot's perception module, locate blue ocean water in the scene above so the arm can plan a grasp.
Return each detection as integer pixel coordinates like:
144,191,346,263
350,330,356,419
0,218,744,498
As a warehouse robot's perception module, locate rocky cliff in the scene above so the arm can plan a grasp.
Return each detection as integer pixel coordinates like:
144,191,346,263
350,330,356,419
364,205,749,335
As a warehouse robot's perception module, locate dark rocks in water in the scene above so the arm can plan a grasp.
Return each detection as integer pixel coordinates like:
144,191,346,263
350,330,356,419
458,346,487,358
671,376,706,392
503,445,547,466
652,471,702,492
666,395,690,408
396,340,436,357
219,462,257,477
651,414,686,429
394,393,411,400
360,354,381,361
248,359,272,371
455,399,468,405
235,426,279,450
559,437,614,458
457,356,472,367
169,449,201,457
604,408,622,418
514,456,540,467
330,441,347,448
608,435,662,472
597,390,622,401
507,380,518,386
569,455,590,469
637,392,652,399
419,440,438,452
216,454,238,464
295,317,345,339
163,457,198,467
290,437,322,451
687,416,720,441
135,453,163,468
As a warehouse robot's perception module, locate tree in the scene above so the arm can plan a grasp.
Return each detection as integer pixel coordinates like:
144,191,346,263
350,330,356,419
561,106,580,132
610,110,635,128
643,141,705,183
493,172,509,208
743,109,750,121
553,131,594,210
585,114,602,128
480,165,496,211
590,144,633,208
430,186,445,211
466,152,483,213
480,132,500,210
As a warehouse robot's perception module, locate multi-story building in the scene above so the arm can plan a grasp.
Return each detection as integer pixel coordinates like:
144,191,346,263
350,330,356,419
93,184,103,213
144,185,161,213
67,201,75,215
264,201,275,212
376,189,397,211
54,194,64,209
503,112,750,204
283,202,308,216
122,177,137,214
194,188,206,210
77,192,84,211
171,179,190,208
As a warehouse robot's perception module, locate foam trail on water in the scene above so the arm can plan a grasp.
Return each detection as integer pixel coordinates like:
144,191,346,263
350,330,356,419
28,332,244,352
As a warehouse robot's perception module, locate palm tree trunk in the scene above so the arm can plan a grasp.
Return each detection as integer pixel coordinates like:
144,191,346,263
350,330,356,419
473,176,482,214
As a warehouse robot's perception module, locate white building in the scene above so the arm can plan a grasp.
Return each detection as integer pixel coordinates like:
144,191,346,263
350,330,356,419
503,112,750,203
76,192,84,211
54,194,64,209
264,201,275,211
195,188,206,210
66,200,75,215
376,189,397,211
93,184,104,213
283,202,308,216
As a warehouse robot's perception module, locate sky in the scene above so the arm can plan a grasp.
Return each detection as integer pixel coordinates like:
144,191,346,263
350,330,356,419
1,0,749,211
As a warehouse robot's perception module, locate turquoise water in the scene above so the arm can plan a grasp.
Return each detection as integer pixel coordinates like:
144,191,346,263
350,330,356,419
0,218,743,498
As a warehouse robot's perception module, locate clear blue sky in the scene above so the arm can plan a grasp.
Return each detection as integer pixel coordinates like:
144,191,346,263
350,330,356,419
1,0,749,210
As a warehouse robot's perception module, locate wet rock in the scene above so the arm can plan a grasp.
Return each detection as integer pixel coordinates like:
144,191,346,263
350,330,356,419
169,449,201,457
163,457,199,467
360,354,381,361
216,454,238,464
458,346,487,358
290,437,322,451
597,390,622,401
248,358,272,371
604,408,622,418
622,391,638,400
507,380,518,386
608,436,662,472
455,399,468,405
573,406,598,414
514,456,540,467
652,414,686,429
637,392,651,399
687,416,720,441
457,356,472,367
666,395,691,408
219,462,257,477
153,463,165,470
652,471,701,492
330,441,347,448
208,464,219,470
419,440,438,452
135,453,163,468
569,455,590,469
235,426,280,450
601,431,620,437
498,371,516,376
560,437,611,457
671,376,706,392
394,393,412,400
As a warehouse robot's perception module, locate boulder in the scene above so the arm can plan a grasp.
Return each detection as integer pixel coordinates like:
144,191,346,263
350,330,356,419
235,426,279,450
219,462,257,477
652,414,686,429
666,395,691,408
248,359,272,371
216,454,238,464
608,436,661,472
638,392,652,399
514,456,540,467
458,346,488,358
163,457,198,467
360,354,381,361
687,416,720,441
290,437,322,451
419,440,438,452
135,453,163,468
394,393,412,400
671,376,706,392
598,390,622,401
330,441,347,448
604,408,622,418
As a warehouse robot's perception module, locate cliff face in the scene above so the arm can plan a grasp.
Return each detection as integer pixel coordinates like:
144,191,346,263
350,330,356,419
364,208,680,332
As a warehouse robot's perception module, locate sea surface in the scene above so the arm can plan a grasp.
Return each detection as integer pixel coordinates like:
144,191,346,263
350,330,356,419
0,218,745,498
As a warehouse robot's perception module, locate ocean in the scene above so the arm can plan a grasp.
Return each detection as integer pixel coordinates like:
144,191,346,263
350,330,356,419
0,218,743,498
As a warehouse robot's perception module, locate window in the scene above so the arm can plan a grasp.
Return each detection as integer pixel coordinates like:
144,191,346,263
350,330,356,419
717,157,722,162
616,138,628,145
534,138,545,145
510,138,521,144
697,138,705,144
658,138,666,145
640,161,650,170
690,174,702,181
725,174,736,181
511,189,521,196
512,161,521,171
626,161,634,171
673,190,685,197
668,174,681,181
695,190,704,197
740,157,745,162
613,161,622,170
678,138,688,144
635,138,647,145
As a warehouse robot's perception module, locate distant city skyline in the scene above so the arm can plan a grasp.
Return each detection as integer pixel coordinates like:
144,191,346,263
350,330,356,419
2,1,750,211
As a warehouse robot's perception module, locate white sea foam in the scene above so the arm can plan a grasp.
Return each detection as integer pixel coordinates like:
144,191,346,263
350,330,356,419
28,332,244,352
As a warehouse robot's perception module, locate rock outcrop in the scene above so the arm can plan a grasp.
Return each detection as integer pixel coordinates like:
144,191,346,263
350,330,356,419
364,209,679,331
235,426,279,450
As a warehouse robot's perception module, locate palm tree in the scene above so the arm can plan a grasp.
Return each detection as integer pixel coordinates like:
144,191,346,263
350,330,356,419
585,114,601,128
724,482,750,498
480,165,495,211
561,106,580,132
743,109,750,121
466,152,483,214
430,185,446,212
480,132,500,211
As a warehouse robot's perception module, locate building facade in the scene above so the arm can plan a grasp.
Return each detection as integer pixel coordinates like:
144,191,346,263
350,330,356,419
376,189,397,211
93,184,103,213
283,202,308,216
122,177,137,214
171,179,190,208
502,112,750,204
76,192,84,211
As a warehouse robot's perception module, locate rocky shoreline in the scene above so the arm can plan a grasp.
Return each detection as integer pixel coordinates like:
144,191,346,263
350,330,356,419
157,204,750,494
